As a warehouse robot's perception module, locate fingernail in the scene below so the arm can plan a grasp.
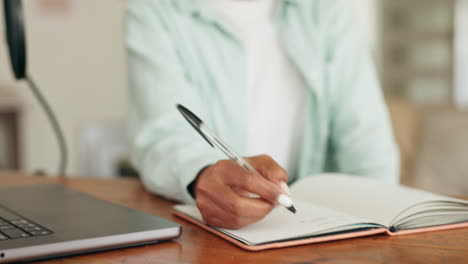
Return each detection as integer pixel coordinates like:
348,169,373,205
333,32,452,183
280,181,290,195
277,194,293,207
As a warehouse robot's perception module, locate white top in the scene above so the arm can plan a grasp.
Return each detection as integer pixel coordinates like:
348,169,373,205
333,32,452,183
211,0,307,176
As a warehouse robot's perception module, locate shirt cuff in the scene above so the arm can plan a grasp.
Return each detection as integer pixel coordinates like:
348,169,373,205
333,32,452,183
178,151,225,204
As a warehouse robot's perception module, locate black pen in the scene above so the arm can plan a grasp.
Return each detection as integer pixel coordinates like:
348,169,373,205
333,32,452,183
177,104,296,214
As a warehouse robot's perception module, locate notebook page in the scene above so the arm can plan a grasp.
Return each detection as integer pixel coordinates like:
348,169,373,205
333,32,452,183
290,174,468,227
174,199,374,245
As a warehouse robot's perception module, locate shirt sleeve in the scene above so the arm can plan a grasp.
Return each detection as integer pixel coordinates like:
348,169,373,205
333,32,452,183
323,0,400,183
125,0,224,203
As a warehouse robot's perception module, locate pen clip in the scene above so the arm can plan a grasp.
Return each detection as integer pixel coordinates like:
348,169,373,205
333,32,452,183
177,104,214,148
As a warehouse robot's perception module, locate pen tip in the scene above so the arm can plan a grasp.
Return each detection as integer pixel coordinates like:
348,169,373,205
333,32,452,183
288,205,297,214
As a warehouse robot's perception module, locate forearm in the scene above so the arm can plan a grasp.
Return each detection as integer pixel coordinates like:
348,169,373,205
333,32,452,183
129,115,224,203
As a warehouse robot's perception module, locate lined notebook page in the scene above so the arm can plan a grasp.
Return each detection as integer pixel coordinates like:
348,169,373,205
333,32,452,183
290,174,468,227
175,200,371,245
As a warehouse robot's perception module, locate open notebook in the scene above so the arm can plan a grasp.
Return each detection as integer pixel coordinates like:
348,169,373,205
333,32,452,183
173,174,468,251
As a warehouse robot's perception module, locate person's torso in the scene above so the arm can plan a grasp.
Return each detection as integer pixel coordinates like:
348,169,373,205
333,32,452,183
148,0,332,182
210,0,307,176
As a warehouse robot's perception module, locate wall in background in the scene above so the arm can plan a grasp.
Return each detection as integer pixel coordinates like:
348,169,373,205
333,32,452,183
380,0,455,105
0,0,380,177
455,0,468,109
0,0,127,176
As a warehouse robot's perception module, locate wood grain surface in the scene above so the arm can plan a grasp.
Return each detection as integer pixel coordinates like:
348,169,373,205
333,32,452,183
1,172,467,264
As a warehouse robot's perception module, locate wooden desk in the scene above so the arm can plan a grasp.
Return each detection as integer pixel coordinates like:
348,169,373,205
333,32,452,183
1,172,467,264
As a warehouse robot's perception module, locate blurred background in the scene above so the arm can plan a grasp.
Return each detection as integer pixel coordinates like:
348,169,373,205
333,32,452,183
0,0,466,195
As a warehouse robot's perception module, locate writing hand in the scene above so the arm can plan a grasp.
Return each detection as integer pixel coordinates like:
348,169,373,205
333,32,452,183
194,155,288,229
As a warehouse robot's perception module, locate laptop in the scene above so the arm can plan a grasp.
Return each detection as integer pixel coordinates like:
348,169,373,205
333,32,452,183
0,184,181,263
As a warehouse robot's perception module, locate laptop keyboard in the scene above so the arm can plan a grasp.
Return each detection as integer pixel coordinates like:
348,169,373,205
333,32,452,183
0,207,52,240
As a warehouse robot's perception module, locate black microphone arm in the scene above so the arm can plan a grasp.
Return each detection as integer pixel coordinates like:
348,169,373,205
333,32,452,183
25,76,68,177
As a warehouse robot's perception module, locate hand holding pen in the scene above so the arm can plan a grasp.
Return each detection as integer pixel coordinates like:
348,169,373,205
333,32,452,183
177,104,296,230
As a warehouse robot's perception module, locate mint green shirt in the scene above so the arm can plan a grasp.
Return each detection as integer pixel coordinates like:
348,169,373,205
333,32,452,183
126,0,400,203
